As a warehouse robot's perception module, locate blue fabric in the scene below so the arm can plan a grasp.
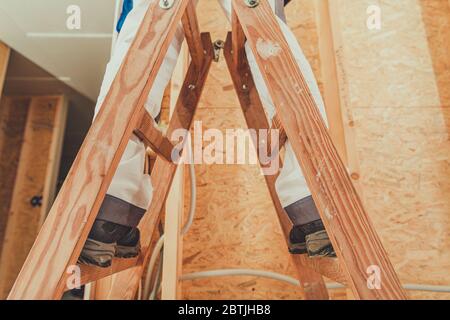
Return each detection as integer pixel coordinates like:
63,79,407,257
116,0,133,33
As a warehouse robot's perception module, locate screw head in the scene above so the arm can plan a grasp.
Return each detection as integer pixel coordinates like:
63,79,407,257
159,0,175,10
244,0,259,8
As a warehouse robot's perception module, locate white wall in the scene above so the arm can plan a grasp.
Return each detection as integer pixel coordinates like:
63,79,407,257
0,0,116,100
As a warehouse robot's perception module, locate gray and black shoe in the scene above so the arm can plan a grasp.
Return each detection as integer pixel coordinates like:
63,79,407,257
306,230,336,258
78,219,135,268
288,220,336,258
78,238,116,268
116,227,141,259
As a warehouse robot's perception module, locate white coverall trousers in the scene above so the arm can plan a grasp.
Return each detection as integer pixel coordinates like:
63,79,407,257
94,0,328,227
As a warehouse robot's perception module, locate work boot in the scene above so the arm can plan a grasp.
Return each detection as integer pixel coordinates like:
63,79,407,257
289,220,336,258
78,219,131,268
306,229,336,258
115,227,141,259
285,196,336,258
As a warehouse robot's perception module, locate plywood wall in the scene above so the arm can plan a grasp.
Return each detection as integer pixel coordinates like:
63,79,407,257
181,0,449,300
330,0,450,299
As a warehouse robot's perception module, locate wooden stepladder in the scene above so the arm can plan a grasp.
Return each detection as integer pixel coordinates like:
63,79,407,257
7,0,407,300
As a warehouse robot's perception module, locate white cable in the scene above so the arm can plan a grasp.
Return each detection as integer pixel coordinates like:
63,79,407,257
142,142,197,300
181,268,450,293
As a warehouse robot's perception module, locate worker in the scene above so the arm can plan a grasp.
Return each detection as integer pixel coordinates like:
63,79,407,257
79,0,335,268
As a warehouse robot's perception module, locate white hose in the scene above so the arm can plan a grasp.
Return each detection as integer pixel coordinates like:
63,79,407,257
141,140,450,297
181,268,450,293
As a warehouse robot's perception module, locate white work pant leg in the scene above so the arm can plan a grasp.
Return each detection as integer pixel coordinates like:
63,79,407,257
93,0,184,227
245,18,329,218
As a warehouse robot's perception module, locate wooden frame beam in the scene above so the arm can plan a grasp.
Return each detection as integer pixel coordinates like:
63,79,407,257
231,0,405,300
8,0,190,300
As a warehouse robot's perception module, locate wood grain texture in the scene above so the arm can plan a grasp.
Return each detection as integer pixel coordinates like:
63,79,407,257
232,0,405,299
78,252,142,286
7,0,190,300
182,0,204,67
0,96,66,298
91,33,214,300
224,33,329,300
135,111,175,162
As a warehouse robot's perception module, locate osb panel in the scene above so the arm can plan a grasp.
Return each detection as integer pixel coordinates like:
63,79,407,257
335,0,450,299
181,0,328,300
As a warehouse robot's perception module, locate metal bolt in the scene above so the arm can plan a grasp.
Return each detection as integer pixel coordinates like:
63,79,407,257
159,0,175,10
188,84,196,90
213,39,225,62
242,84,248,91
244,0,259,8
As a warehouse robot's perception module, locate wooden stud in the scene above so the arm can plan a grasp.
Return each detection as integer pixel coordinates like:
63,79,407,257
161,41,190,300
8,0,190,300
315,0,348,165
0,96,67,298
323,0,362,191
224,33,330,300
0,97,30,260
231,0,406,299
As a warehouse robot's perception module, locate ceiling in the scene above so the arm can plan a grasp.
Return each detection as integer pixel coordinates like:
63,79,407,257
0,0,116,101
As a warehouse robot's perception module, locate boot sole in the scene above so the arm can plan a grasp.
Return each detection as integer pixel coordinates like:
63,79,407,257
115,242,141,259
78,238,115,268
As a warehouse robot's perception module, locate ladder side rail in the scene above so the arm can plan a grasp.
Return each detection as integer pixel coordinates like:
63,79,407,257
8,0,190,300
181,0,204,68
224,33,330,300
92,33,214,299
231,0,405,300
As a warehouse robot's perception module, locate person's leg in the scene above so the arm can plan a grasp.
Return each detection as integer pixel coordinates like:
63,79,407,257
218,0,335,257
80,0,184,267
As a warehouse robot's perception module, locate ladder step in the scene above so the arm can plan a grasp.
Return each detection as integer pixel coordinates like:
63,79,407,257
134,112,175,162
78,248,147,286
292,255,346,285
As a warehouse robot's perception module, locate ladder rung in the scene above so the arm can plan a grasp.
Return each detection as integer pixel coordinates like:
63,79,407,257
78,248,147,286
134,112,175,162
293,255,347,285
